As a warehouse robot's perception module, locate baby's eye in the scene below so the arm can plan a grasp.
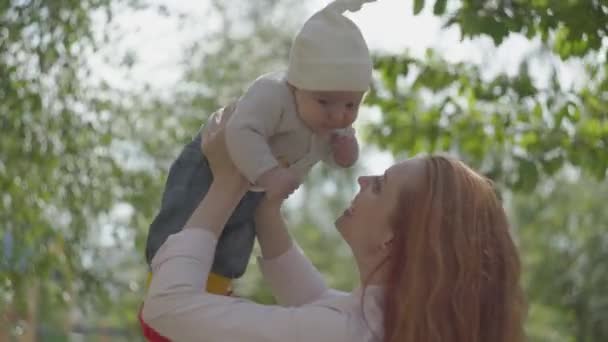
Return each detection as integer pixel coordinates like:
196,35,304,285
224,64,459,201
317,99,329,105
345,102,355,109
373,177,381,193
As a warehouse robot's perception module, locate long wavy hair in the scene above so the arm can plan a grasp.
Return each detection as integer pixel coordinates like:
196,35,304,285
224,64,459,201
379,155,526,342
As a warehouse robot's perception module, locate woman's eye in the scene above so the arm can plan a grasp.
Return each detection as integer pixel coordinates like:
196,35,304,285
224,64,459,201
318,99,328,105
373,177,381,193
346,103,355,109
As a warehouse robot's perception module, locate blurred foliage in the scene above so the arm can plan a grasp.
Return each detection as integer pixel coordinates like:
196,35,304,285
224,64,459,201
0,0,152,340
368,50,608,191
367,0,608,192
1,0,607,341
515,174,608,341
439,0,607,57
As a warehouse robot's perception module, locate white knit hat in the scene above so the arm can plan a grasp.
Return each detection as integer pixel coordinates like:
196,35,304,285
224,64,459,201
287,0,376,92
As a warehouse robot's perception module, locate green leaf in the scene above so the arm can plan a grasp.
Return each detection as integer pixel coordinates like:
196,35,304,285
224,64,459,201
514,157,539,192
433,0,447,15
413,0,424,15
541,155,564,175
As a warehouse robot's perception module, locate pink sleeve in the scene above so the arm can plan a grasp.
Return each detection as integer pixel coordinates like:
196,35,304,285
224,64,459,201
257,243,329,306
142,229,350,342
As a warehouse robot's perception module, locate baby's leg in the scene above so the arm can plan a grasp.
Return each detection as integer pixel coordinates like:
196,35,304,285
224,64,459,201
211,192,264,278
145,130,211,265
145,128,264,279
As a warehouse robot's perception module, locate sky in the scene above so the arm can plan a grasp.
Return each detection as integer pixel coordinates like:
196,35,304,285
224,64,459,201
97,0,576,90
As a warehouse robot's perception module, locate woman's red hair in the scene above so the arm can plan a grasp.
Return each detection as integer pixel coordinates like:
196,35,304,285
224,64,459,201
380,155,526,342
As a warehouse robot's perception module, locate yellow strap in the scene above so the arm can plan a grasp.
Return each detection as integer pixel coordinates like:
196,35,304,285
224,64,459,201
146,272,232,295
206,272,233,294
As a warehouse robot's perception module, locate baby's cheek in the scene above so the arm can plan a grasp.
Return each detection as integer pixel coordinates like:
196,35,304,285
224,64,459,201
345,111,357,126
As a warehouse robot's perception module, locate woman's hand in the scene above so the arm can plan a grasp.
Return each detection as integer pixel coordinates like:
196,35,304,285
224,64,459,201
201,103,249,191
256,167,301,200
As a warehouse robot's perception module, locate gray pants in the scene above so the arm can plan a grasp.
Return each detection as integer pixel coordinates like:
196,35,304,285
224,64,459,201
145,128,264,278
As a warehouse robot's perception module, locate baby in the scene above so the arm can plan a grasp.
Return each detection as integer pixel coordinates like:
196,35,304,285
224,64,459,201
144,0,376,294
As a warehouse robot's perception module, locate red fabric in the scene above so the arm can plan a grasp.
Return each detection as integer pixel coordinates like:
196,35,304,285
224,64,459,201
138,305,171,342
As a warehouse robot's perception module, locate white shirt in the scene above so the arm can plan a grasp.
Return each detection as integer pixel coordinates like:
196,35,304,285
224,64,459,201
142,228,384,342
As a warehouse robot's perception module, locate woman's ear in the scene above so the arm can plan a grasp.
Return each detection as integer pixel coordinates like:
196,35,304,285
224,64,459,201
381,238,393,250
377,232,394,253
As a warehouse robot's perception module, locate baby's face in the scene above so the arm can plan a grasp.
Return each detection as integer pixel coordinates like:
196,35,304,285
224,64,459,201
294,88,364,134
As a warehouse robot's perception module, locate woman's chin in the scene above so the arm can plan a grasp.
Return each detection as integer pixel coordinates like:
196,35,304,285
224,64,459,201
334,212,352,232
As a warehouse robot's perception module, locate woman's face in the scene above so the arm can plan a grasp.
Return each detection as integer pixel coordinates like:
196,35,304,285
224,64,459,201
336,157,426,256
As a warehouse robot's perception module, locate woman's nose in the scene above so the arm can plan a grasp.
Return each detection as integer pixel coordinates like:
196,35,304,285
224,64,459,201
358,176,370,188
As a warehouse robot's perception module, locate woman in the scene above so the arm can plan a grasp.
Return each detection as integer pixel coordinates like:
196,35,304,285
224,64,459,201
142,107,526,342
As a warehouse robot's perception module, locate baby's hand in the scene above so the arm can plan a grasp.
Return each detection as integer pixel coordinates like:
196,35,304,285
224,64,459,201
331,130,359,168
257,167,300,200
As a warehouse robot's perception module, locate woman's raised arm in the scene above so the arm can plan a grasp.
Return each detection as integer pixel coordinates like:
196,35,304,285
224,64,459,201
255,200,332,306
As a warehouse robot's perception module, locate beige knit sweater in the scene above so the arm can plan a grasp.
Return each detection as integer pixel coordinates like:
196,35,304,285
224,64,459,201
224,71,353,185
